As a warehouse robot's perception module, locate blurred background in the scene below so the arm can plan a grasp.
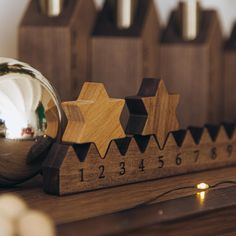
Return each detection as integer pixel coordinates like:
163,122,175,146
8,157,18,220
0,0,236,58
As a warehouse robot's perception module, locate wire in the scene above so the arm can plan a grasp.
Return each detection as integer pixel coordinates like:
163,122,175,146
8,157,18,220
138,185,195,207
135,180,236,208
210,180,236,188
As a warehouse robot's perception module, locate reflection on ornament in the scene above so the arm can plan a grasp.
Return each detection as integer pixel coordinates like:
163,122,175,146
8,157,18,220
0,57,63,186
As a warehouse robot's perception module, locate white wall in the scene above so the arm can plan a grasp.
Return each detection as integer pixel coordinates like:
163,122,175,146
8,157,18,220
0,0,235,58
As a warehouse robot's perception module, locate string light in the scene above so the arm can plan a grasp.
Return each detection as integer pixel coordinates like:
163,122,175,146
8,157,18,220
196,183,210,190
135,180,236,208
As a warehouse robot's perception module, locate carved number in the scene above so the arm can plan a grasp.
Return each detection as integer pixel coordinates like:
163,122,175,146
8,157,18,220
194,150,200,163
99,165,105,179
211,148,217,160
227,145,233,157
119,162,126,176
158,156,164,168
139,159,145,172
79,168,84,182
176,153,182,166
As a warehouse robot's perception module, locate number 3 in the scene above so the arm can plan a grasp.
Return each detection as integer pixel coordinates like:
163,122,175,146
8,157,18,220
119,162,126,175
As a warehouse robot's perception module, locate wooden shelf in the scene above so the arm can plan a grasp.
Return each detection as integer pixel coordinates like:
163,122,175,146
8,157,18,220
2,166,236,226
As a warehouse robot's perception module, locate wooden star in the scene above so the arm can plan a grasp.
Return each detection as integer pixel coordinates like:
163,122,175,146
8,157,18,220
62,82,126,158
126,78,180,148
44,100,59,139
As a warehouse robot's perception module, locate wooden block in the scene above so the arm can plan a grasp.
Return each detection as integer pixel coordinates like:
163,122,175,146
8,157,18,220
43,122,236,195
62,82,126,157
224,25,236,122
160,9,223,128
91,0,160,99
126,78,180,148
42,79,236,195
44,101,59,139
19,0,96,101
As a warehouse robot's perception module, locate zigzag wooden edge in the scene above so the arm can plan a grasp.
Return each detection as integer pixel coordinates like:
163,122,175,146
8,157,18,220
42,123,236,195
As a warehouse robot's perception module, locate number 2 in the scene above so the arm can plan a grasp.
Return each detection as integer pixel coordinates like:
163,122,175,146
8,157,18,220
99,165,105,179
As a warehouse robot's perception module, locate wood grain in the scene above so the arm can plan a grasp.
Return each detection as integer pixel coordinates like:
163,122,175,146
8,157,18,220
43,122,236,195
126,78,180,148
44,101,59,139
19,0,96,101
224,25,236,123
43,79,235,196
160,10,223,128
2,166,236,226
57,185,236,236
91,0,160,99
224,51,236,123
62,82,126,157
58,207,236,236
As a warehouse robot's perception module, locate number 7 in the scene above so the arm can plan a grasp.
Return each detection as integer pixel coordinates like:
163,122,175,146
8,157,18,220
194,150,200,163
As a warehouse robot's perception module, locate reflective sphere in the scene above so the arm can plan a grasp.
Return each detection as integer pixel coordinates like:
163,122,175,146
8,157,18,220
0,58,62,186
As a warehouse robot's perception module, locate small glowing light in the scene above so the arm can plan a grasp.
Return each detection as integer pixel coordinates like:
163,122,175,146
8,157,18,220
196,183,209,190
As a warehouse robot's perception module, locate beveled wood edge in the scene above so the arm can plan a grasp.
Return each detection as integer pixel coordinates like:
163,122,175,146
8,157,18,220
43,123,235,168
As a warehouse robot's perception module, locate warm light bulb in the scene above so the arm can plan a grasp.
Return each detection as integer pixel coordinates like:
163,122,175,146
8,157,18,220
196,183,210,190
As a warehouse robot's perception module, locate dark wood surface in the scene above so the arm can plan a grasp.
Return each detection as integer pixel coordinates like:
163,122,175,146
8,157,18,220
161,10,223,128
58,207,236,236
39,73,236,197
2,168,236,235
58,185,236,236
224,51,236,123
19,0,96,101
42,121,236,195
224,24,236,123
91,0,160,100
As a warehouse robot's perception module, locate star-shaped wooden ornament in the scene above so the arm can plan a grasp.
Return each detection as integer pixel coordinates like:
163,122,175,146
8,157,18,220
62,82,126,158
44,99,59,139
126,78,180,148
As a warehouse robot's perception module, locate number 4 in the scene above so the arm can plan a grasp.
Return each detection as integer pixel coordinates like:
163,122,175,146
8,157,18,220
139,159,145,172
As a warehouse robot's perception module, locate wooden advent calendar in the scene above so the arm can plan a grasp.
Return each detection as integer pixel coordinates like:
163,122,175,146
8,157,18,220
42,78,236,196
